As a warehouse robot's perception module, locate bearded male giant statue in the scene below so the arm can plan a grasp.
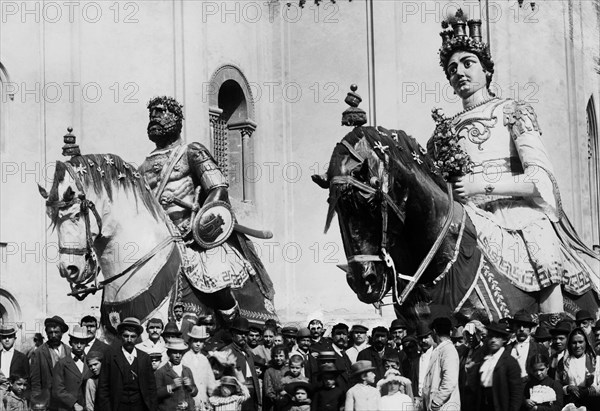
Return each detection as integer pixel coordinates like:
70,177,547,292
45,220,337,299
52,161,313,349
139,96,275,326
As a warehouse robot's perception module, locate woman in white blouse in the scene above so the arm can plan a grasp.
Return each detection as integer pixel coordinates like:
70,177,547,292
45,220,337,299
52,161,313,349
555,328,596,408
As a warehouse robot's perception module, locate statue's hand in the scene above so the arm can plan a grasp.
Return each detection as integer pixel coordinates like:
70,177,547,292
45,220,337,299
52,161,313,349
197,213,225,242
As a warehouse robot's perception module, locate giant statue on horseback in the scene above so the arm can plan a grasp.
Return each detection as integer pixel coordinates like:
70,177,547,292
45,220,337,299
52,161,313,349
314,10,600,327
39,97,277,335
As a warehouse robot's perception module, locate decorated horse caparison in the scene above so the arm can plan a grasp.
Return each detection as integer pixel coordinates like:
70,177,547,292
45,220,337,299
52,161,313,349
39,131,277,335
313,86,600,327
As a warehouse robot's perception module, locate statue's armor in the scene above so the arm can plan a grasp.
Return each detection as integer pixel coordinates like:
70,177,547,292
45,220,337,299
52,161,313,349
140,141,227,236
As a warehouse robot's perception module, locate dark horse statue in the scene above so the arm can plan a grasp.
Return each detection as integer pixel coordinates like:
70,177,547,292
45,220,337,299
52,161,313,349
314,122,600,328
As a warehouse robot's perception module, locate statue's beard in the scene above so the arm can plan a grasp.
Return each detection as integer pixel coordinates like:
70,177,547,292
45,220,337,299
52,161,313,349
147,117,181,145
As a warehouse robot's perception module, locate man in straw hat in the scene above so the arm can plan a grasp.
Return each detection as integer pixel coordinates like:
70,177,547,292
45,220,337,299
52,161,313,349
0,323,29,396
31,315,71,410
52,325,93,411
155,338,197,411
507,310,548,381
97,317,157,411
477,322,523,411
422,317,460,411
182,325,215,411
344,360,380,411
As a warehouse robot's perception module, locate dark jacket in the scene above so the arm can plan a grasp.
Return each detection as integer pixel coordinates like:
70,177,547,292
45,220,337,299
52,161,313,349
476,348,524,411
459,344,486,407
522,376,563,411
96,346,158,411
30,343,71,409
356,346,397,383
52,354,91,411
223,342,261,408
86,338,110,356
1,349,30,380
155,362,198,411
507,339,549,379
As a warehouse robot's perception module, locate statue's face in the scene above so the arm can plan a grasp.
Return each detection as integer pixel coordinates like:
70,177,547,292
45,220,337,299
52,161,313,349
447,51,488,100
147,104,180,143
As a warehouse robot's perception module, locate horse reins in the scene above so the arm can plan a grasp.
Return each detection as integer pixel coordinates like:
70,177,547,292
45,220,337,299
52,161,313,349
331,133,455,307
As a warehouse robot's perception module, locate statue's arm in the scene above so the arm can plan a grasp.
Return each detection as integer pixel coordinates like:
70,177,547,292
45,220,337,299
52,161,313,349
187,142,229,205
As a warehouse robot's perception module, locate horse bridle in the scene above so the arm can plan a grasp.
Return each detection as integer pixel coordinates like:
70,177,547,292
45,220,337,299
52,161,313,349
46,162,181,300
46,162,103,291
330,132,455,307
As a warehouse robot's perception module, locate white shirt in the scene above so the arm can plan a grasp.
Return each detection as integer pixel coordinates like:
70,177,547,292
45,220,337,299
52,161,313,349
73,353,84,373
84,338,96,355
566,355,587,386
122,347,137,365
418,346,433,396
0,348,14,377
172,363,183,376
511,337,531,378
52,345,64,358
345,342,370,364
480,347,505,387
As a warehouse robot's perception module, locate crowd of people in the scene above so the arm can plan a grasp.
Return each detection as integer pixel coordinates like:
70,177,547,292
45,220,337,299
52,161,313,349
3,304,600,410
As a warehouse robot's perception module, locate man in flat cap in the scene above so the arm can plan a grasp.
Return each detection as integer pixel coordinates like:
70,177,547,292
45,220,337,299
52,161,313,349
30,315,71,410
356,326,395,383
576,309,596,348
345,325,369,364
308,319,332,352
0,324,29,398
281,326,298,352
97,317,157,411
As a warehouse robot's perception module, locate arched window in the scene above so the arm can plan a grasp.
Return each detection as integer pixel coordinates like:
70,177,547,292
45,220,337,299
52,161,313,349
587,97,599,247
208,65,257,203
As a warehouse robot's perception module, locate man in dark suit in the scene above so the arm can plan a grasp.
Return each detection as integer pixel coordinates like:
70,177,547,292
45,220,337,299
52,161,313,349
97,317,157,411
357,326,397,383
221,317,260,411
477,322,524,411
0,324,30,392
80,315,109,356
172,302,194,340
507,310,548,382
155,338,197,411
30,316,71,410
52,325,93,411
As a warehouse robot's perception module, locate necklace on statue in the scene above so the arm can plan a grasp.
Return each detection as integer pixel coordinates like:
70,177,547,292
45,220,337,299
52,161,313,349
452,96,499,120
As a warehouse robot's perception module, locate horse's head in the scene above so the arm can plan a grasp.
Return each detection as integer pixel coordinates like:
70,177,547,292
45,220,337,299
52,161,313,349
40,154,161,298
314,126,446,306
41,159,102,287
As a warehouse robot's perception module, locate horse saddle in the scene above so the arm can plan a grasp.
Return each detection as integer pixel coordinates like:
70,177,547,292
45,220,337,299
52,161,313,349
191,200,235,249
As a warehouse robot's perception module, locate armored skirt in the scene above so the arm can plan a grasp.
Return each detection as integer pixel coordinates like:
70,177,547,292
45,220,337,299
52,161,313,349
448,98,599,296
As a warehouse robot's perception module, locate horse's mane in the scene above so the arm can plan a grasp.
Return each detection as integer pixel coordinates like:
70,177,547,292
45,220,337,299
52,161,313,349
47,154,163,224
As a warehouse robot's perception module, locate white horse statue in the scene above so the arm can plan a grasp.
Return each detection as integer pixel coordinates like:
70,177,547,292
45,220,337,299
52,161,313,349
39,152,277,337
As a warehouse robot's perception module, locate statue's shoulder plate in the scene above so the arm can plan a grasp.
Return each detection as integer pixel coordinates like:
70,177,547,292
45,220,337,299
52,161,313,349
502,100,541,137
187,142,227,190
187,142,214,163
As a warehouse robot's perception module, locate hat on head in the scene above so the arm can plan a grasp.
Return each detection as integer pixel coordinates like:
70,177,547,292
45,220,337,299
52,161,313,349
284,380,313,397
147,318,164,328
308,319,323,327
401,335,418,345
248,324,262,333
149,350,163,359
230,317,250,334
509,310,537,327
297,327,311,338
350,324,368,333
253,356,268,369
219,376,243,394
371,326,388,337
165,338,188,351
34,332,44,341
0,324,16,337
486,322,511,338
187,325,209,340
389,318,408,332
332,323,349,334
576,310,594,323
318,363,343,375
69,325,93,341
550,320,572,336
281,326,298,337
162,322,182,336
430,317,453,334
382,351,400,363
350,360,376,377
317,351,337,361
44,316,69,333
173,301,184,310
415,322,432,338
376,368,412,393
451,326,464,340
117,317,144,335
532,326,552,342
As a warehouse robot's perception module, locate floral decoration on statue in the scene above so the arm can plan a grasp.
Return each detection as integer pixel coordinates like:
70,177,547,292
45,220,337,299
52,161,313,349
430,107,474,179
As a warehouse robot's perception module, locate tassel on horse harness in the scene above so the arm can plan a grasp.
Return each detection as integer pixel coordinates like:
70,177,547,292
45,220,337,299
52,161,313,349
331,135,456,307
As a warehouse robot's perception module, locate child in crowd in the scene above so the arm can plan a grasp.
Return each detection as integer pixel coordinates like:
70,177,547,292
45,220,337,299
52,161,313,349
523,354,564,411
283,381,312,411
344,361,380,411
84,351,103,411
281,355,307,386
311,363,345,411
254,356,267,402
1,373,28,411
377,369,414,411
150,351,163,372
208,376,250,411
273,334,284,346
264,345,289,411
